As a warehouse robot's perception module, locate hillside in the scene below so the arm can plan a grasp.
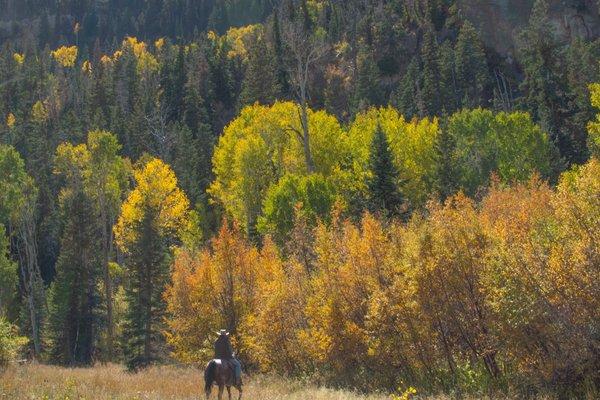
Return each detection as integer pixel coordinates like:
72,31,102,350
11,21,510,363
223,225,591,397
0,0,599,398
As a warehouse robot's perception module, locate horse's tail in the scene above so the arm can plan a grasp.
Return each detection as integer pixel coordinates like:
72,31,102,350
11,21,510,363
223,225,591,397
204,360,216,393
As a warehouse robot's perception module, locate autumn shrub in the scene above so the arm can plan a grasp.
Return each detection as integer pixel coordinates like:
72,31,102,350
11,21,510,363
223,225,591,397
0,317,27,367
165,158,600,396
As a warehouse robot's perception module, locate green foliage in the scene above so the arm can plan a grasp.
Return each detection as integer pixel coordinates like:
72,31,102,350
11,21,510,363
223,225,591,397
588,83,600,157
0,226,17,317
517,0,575,163
258,173,336,243
348,107,440,209
0,145,32,224
446,108,553,197
454,21,489,109
0,316,27,367
367,125,404,216
210,102,349,233
240,26,281,106
353,43,383,112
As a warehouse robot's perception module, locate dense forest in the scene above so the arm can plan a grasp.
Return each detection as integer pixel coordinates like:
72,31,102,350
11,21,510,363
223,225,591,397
0,0,599,398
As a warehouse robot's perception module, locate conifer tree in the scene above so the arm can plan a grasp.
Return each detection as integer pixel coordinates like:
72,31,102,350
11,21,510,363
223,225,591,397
420,27,442,116
114,158,191,370
367,125,403,216
518,0,572,164
48,142,101,365
240,29,280,106
353,43,382,112
396,57,424,118
454,21,489,109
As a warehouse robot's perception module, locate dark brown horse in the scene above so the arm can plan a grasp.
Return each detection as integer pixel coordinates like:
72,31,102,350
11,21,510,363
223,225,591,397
204,359,242,400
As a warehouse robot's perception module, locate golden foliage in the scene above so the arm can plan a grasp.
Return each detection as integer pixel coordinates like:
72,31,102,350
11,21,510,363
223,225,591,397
51,45,78,67
168,158,600,392
154,37,165,51
31,101,48,123
6,113,16,129
114,158,190,253
12,53,24,65
81,60,92,74
225,24,262,60
122,36,159,73
165,223,261,362
587,83,600,157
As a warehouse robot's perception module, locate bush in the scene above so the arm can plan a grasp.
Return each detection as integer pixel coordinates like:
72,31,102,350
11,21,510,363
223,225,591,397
0,317,27,367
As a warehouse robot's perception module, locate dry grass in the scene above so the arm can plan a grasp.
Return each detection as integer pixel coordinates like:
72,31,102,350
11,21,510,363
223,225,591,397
0,363,391,400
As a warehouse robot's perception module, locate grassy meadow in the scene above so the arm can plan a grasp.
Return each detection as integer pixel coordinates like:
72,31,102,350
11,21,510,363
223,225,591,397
0,363,566,400
0,363,390,400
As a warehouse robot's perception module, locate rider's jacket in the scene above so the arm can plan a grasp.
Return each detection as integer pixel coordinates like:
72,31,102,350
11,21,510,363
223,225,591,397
214,335,234,359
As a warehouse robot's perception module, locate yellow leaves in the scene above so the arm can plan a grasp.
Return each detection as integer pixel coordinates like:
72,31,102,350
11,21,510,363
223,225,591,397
123,36,159,73
114,158,190,253
6,113,15,129
165,223,260,363
81,60,92,74
224,24,262,60
51,45,78,67
31,101,49,123
100,55,112,65
13,53,24,65
587,83,600,157
392,387,418,400
348,106,440,208
210,102,348,231
154,37,165,51
207,30,218,42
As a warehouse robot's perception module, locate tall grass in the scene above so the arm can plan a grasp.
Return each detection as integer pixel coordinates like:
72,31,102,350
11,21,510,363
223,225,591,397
0,363,389,400
0,363,560,399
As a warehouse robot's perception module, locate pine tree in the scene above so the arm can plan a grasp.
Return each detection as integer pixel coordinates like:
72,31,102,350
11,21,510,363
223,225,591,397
114,158,191,370
367,125,404,216
353,43,382,112
48,142,101,365
396,57,424,119
240,29,280,106
161,44,186,122
518,0,572,164
454,21,489,109
48,189,100,365
420,27,442,116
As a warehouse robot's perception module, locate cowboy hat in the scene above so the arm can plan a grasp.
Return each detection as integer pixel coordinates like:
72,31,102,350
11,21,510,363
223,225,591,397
217,329,230,336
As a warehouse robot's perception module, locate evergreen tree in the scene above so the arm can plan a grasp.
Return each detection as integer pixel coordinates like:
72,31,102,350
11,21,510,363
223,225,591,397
48,189,100,365
420,27,442,116
114,158,191,370
353,43,382,112
240,29,280,106
437,40,457,113
48,142,101,365
396,57,424,118
454,21,489,109
161,44,186,122
518,0,572,164
367,125,403,216
0,226,16,318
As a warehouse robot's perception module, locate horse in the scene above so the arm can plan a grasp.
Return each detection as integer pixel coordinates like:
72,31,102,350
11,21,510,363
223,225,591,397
204,359,243,400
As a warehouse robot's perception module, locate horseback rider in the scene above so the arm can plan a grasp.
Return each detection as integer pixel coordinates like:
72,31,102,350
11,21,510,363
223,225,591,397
214,329,241,384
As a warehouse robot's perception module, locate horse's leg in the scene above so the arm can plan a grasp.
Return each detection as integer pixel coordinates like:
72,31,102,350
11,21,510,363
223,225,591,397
218,385,224,400
226,386,232,400
236,384,242,400
205,384,211,400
